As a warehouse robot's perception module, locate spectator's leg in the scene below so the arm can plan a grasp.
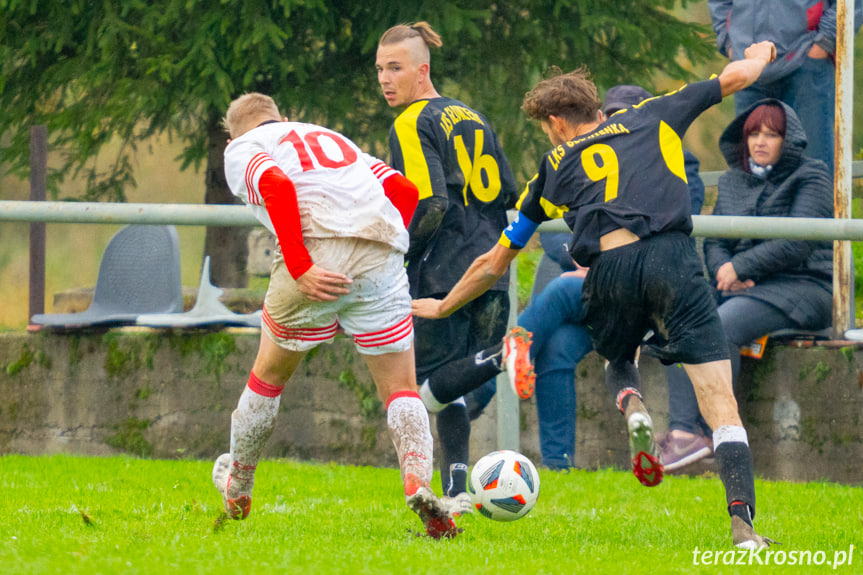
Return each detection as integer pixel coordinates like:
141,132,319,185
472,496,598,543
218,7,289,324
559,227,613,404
784,57,835,171
718,296,795,386
666,296,796,437
519,274,587,360
666,363,704,435
534,323,592,469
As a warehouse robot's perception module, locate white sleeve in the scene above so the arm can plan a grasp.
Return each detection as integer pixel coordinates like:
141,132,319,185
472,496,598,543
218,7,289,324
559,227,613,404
224,138,279,207
362,152,401,184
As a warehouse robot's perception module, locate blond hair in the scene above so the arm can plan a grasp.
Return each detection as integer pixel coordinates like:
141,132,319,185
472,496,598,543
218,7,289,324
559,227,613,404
521,67,602,126
223,92,281,139
379,21,442,49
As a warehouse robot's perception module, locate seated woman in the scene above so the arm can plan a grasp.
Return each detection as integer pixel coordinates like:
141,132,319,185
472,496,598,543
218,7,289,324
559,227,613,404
661,100,833,472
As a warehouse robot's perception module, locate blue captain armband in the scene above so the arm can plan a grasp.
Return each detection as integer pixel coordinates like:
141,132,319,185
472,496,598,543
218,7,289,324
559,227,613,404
500,212,540,249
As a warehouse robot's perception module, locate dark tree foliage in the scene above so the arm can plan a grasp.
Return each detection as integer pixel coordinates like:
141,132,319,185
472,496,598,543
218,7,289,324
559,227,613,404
0,0,713,284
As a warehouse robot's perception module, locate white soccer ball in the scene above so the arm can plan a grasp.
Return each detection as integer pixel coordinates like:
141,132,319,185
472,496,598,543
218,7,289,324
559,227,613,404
468,450,540,521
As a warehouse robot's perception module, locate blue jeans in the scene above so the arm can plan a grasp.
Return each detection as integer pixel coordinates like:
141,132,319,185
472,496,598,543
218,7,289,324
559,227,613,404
667,296,794,436
735,56,835,171
520,263,593,469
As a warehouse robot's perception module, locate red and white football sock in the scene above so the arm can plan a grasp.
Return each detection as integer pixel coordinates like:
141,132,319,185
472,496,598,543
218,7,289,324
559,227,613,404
229,371,284,494
386,391,433,498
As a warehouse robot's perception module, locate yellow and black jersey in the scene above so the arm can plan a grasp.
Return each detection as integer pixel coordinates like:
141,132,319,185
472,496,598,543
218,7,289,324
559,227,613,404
389,97,517,297
503,78,722,267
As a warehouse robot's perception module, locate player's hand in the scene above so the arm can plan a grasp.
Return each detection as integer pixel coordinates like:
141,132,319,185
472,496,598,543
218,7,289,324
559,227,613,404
412,297,448,319
295,264,352,302
744,41,776,64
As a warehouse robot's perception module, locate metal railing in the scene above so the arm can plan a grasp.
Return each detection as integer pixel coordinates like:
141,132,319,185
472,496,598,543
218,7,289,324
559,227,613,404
1,160,862,451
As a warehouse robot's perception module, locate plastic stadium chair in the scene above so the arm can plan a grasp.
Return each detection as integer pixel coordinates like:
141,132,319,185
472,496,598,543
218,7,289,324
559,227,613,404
136,256,262,328
30,225,183,328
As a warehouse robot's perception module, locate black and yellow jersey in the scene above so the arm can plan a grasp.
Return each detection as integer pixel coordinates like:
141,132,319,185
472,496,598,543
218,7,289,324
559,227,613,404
503,78,722,267
389,97,517,297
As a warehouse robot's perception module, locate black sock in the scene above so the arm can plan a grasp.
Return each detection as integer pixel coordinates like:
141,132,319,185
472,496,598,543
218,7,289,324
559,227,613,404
605,360,640,412
436,403,471,495
427,343,504,404
715,441,756,523
447,463,468,497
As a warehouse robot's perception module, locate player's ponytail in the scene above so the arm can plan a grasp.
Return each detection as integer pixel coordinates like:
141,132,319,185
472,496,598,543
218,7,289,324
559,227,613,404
379,21,442,49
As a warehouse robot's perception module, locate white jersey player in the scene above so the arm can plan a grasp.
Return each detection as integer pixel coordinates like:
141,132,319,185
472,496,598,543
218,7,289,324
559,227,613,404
212,92,460,540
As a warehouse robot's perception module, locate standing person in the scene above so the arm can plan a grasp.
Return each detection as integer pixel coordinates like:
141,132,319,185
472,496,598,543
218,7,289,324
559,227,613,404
661,100,833,472
375,21,532,509
412,41,779,548
212,92,460,540
708,0,863,172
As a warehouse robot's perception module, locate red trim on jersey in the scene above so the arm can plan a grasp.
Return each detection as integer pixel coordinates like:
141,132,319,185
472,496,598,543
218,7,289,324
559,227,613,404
262,306,339,342
353,314,413,348
247,370,284,398
380,172,419,227
385,390,421,410
258,167,313,279
245,153,272,206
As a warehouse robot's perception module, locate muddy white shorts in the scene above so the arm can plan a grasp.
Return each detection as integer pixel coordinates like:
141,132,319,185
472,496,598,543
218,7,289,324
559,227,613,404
262,237,413,356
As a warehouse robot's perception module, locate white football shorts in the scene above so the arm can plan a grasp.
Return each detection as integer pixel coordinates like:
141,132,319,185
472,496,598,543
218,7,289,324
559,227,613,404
262,237,413,355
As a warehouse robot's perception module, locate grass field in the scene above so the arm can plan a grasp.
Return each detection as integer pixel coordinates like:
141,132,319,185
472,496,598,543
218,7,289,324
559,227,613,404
3,455,861,574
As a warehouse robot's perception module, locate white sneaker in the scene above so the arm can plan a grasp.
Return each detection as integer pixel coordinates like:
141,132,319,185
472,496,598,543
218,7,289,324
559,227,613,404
440,492,474,518
212,453,252,520
406,486,459,539
502,327,536,399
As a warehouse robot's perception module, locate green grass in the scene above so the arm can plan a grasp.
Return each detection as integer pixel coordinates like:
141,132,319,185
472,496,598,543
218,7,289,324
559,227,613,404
3,455,861,574
515,248,544,310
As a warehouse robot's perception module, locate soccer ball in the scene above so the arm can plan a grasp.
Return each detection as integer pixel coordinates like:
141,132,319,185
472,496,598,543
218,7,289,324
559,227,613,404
468,450,540,521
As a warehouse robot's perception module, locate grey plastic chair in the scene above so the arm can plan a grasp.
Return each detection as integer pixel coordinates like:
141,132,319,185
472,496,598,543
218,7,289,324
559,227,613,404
136,256,262,328
31,225,183,327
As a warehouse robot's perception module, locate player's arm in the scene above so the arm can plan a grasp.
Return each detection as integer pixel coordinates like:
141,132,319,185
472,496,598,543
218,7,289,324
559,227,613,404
257,167,351,302
717,41,776,97
364,154,419,227
412,211,539,319
412,243,519,319
390,116,449,261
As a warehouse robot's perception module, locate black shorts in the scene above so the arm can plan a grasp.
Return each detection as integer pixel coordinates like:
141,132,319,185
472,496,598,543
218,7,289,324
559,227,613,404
413,289,510,380
581,232,728,365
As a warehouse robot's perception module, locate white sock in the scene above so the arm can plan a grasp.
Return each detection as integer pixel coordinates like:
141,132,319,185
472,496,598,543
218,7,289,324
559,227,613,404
713,425,749,448
230,383,281,492
419,379,448,413
386,392,433,496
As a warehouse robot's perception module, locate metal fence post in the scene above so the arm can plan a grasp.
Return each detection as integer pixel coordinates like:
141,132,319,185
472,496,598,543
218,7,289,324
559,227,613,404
496,255,521,451
29,126,47,322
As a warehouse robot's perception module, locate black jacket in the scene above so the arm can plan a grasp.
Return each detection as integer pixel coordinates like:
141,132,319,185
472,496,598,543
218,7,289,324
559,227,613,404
704,99,833,328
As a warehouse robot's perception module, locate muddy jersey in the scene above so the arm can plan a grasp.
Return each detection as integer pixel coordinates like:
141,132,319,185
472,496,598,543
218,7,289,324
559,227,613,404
389,97,517,297
503,78,722,266
225,121,409,254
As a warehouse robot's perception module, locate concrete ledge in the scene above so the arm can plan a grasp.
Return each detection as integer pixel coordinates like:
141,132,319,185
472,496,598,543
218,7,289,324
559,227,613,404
52,288,266,316
1,331,861,484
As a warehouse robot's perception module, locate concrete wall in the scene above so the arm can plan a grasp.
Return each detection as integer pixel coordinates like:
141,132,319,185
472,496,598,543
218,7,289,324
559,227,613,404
2,330,862,484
